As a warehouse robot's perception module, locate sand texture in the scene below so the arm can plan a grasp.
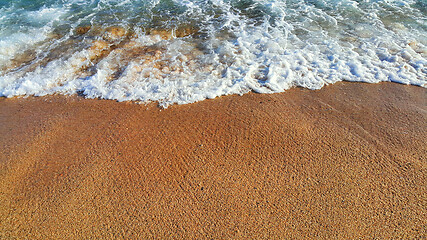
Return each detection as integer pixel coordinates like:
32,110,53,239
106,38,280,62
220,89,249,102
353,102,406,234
0,82,426,239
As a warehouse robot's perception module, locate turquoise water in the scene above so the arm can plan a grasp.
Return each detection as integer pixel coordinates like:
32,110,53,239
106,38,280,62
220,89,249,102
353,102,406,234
0,0,426,106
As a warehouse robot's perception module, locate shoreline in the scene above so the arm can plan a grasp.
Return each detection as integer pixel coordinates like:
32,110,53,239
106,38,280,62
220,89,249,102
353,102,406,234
1,82,426,238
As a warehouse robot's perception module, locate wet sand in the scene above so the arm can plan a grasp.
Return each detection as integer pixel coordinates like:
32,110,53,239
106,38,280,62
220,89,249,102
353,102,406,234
0,82,426,239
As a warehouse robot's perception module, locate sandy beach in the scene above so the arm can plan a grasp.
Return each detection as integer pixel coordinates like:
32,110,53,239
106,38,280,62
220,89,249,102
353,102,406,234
0,82,425,239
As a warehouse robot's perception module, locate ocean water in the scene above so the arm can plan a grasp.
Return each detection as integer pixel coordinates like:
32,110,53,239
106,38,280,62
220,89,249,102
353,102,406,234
0,0,425,107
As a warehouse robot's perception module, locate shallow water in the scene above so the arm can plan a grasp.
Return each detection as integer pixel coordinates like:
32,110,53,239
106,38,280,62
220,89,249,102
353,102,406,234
0,0,426,106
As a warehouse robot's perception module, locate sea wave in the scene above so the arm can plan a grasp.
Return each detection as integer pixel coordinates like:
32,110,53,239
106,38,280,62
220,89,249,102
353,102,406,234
0,0,425,107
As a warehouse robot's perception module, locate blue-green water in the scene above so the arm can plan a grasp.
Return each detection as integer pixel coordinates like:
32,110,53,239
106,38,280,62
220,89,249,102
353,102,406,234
0,0,426,106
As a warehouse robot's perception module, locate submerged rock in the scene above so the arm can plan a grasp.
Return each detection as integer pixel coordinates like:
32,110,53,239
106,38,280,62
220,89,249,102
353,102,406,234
103,26,126,41
76,26,91,35
147,26,199,40
2,24,204,83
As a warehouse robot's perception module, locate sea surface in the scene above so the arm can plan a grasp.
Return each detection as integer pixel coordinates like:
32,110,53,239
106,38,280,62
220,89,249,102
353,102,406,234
0,0,425,106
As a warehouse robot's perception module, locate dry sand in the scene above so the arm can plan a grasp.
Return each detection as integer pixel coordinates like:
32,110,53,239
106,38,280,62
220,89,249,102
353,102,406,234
0,82,426,239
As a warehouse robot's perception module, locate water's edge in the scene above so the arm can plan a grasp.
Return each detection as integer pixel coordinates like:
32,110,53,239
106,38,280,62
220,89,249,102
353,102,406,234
1,0,426,107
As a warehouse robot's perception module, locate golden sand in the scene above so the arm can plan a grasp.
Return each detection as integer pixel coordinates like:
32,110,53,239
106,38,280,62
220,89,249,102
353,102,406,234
0,82,426,238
